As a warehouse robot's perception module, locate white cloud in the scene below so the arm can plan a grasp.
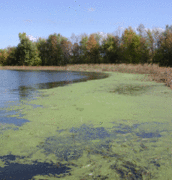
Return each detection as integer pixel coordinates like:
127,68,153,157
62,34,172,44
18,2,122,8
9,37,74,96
27,35,39,42
98,32,108,39
96,32,108,45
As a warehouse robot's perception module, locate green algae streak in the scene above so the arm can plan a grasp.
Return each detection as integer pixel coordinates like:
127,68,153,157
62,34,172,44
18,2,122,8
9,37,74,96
0,71,172,179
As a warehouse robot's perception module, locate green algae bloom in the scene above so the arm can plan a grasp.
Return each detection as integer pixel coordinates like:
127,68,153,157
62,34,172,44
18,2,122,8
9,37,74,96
0,71,172,179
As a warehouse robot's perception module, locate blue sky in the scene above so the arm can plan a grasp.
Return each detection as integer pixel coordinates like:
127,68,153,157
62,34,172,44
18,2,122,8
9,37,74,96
0,0,171,49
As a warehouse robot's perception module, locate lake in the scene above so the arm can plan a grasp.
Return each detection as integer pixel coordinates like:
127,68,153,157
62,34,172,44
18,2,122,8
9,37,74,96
0,69,172,180
0,70,109,127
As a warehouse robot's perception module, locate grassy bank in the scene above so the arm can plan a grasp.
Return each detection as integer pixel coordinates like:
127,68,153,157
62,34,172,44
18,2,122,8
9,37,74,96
0,63,172,91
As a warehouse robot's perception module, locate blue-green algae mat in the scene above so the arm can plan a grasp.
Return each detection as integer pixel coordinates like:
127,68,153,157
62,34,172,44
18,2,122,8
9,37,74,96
0,71,172,179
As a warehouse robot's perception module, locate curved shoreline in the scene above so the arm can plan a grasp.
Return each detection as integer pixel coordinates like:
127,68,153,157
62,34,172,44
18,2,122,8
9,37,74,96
0,63,172,90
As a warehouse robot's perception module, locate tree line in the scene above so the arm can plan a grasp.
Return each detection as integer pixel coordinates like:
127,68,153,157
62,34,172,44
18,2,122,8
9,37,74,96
0,24,172,67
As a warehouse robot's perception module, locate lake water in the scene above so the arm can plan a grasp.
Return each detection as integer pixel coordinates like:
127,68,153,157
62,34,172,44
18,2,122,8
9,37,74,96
1,69,172,179
0,70,108,126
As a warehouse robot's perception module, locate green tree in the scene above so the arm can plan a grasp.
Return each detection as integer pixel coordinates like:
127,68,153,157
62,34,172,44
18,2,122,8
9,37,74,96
17,33,41,66
0,49,8,65
145,28,163,64
153,28,172,67
138,36,150,64
121,27,149,64
60,39,73,65
5,46,18,65
79,34,89,63
101,34,120,64
71,42,81,64
46,33,67,65
35,38,49,66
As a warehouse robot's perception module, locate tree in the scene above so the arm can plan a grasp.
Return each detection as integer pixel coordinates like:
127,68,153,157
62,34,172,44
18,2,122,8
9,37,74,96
138,36,150,64
60,39,73,65
145,28,163,64
91,33,102,46
71,42,81,64
70,33,79,44
5,46,18,65
86,34,97,51
121,27,142,64
137,24,146,38
86,34,101,64
46,33,68,66
79,34,89,63
36,38,49,66
0,49,8,65
17,33,41,66
153,29,172,67
101,34,120,63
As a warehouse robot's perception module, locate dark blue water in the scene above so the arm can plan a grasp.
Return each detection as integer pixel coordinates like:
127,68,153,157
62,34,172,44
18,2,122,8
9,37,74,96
0,70,109,126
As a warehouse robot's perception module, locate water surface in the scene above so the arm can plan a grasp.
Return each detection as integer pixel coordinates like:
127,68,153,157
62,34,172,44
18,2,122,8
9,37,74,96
0,70,172,180
0,70,108,127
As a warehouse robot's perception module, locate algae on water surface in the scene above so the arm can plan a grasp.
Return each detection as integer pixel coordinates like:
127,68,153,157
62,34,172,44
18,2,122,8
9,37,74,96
0,71,172,179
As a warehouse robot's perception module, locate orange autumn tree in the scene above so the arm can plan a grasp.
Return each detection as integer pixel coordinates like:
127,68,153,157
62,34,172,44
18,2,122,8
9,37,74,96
86,34,101,63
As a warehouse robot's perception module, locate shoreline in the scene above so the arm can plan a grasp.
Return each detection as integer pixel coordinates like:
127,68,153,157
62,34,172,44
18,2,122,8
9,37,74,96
0,63,172,90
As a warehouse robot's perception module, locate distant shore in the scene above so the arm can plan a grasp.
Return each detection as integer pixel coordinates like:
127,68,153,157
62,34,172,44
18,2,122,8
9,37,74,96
0,63,172,90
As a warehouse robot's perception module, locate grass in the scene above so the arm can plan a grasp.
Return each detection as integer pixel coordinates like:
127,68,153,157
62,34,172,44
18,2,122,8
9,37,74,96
0,63,172,90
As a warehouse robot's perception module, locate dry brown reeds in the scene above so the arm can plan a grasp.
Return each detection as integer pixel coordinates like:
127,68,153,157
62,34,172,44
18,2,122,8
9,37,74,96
0,63,172,90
